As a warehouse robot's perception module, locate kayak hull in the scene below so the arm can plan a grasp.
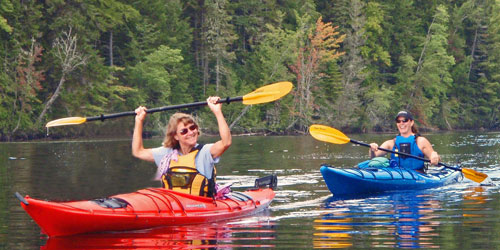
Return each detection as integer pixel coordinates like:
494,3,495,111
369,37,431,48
19,187,275,237
320,164,463,196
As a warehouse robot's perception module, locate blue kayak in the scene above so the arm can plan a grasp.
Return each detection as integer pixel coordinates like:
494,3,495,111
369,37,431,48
320,164,463,196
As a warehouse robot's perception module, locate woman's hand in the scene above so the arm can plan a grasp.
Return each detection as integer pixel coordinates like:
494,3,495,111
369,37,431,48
369,143,379,152
207,96,222,114
369,143,379,158
135,106,147,123
430,151,440,165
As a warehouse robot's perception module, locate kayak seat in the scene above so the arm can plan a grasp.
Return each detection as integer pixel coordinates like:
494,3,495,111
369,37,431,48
254,175,278,190
91,197,130,209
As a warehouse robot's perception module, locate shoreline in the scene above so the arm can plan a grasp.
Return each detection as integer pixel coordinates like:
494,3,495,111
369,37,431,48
2,128,499,143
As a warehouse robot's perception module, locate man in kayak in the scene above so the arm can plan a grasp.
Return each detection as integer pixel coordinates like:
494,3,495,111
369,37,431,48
368,111,440,172
132,96,231,197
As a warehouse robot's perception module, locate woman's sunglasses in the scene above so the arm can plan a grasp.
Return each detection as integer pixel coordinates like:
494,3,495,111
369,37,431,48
179,124,198,135
396,118,409,123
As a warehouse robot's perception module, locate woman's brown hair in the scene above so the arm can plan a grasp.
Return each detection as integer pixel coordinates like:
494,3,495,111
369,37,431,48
162,113,199,148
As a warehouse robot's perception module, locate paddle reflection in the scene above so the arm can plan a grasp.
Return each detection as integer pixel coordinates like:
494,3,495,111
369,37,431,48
41,220,276,250
314,191,443,249
313,218,353,248
462,186,487,224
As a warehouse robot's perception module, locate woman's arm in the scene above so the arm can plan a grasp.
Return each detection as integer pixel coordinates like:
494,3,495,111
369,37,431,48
132,106,154,162
207,96,232,158
417,137,440,165
369,139,394,158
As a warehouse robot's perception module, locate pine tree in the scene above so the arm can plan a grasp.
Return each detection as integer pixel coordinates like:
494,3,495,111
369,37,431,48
472,0,500,128
331,0,365,131
359,1,393,131
203,0,237,93
404,5,455,127
0,0,13,33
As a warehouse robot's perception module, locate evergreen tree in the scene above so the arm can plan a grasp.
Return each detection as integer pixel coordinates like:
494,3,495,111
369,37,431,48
472,0,500,129
34,1,140,128
0,1,44,139
124,0,195,106
127,45,186,131
448,0,500,129
402,5,455,127
203,0,237,93
0,0,13,33
359,1,393,131
2,0,500,139
446,0,478,129
331,0,366,131
240,13,297,132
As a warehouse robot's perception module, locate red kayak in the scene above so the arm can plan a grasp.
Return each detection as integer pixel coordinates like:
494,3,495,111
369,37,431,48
17,176,276,237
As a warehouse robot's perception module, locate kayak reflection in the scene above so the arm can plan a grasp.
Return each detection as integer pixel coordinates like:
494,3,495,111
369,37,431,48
42,219,276,250
314,190,445,249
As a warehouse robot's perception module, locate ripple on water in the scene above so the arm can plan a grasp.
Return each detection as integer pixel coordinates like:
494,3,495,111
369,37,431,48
216,171,322,189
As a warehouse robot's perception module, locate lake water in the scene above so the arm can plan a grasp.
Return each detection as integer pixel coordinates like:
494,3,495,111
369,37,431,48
1,132,500,249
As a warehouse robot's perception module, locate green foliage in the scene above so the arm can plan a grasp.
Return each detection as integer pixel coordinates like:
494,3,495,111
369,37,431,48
0,0,13,33
251,23,297,84
2,0,500,140
361,2,391,67
397,5,455,127
249,21,298,129
128,45,184,107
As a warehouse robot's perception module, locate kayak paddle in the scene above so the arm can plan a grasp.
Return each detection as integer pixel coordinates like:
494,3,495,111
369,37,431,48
309,124,488,183
46,81,293,128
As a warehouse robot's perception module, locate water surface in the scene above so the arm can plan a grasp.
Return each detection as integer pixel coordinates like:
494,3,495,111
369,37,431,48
1,132,499,249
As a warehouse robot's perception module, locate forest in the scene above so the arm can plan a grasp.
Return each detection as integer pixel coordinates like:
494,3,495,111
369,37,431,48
1,0,499,141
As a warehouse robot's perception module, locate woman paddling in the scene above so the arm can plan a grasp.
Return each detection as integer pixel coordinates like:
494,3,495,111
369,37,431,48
368,111,440,172
132,96,231,197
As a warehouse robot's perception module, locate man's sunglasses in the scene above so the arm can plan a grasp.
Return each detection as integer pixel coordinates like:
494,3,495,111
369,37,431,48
178,124,198,135
396,118,409,123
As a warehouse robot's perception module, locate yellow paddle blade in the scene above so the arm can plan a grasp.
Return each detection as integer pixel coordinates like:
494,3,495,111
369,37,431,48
309,124,350,144
462,168,488,183
46,117,87,128
242,81,293,105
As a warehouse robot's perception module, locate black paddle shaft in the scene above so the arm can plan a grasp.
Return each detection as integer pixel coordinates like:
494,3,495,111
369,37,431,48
86,96,243,122
349,139,460,171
